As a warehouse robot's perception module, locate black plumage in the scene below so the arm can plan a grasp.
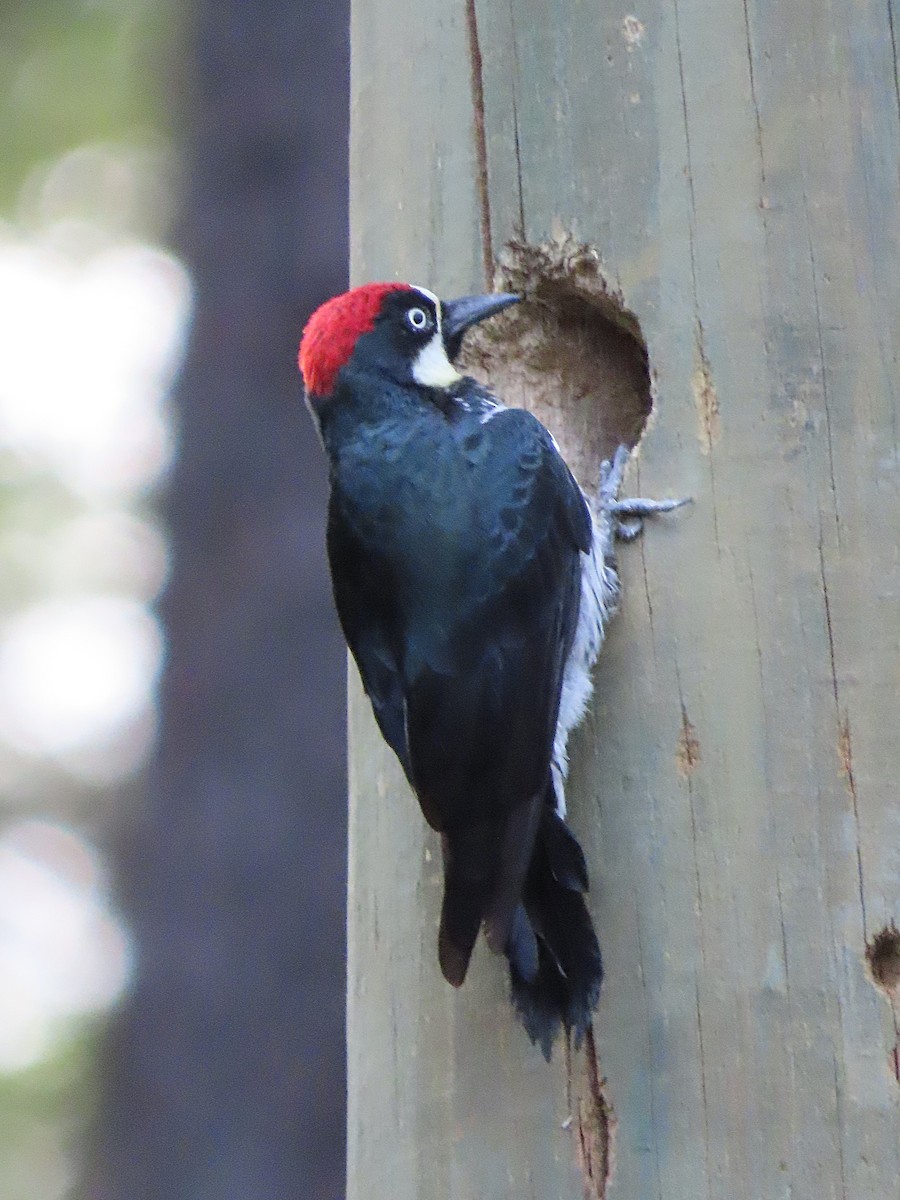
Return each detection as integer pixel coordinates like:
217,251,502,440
304,284,604,1053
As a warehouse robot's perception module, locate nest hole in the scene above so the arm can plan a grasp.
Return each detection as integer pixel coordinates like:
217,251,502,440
458,237,652,490
867,923,900,994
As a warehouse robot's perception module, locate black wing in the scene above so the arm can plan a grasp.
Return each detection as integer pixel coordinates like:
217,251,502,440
402,410,589,816
326,503,412,781
328,405,591,985
402,410,589,978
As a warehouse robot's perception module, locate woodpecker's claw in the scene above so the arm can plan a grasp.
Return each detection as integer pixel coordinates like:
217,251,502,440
597,444,631,499
595,445,691,546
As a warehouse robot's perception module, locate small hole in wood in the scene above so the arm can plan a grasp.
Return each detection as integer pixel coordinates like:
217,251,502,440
866,923,900,993
458,236,652,491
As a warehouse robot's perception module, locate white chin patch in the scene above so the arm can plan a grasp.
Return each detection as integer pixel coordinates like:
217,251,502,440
411,331,462,389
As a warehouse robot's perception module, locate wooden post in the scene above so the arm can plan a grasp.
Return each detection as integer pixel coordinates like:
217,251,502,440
348,3,900,1197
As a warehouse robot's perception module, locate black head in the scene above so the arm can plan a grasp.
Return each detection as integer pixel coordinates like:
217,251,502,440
299,282,519,398
363,286,520,390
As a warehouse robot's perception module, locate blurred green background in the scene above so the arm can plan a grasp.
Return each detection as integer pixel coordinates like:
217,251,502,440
0,2,349,1196
1,6,173,1195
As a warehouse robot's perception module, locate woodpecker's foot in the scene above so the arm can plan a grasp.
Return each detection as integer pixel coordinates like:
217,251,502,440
596,445,691,545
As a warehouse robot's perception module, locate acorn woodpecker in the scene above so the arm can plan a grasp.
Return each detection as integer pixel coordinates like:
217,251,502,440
299,281,687,1056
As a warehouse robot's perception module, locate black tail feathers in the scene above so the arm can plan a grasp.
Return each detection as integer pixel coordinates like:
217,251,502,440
438,822,502,987
436,800,602,1058
507,805,602,1059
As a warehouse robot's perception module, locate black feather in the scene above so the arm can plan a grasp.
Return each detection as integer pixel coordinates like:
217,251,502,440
320,364,600,1051
509,803,603,1059
438,822,502,986
541,800,590,893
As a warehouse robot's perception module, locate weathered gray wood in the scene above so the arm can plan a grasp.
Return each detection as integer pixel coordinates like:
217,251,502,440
348,2,900,1197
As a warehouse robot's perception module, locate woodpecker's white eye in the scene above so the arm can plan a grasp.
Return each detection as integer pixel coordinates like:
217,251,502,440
406,306,430,332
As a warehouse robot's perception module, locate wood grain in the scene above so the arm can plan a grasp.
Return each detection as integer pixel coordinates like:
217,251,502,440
349,2,900,1196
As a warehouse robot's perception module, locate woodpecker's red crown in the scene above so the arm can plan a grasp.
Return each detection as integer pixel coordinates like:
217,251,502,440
299,282,414,396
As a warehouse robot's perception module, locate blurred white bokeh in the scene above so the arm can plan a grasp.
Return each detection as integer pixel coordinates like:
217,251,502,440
0,593,161,756
0,230,188,498
0,820,131,1072
0,205,190,1072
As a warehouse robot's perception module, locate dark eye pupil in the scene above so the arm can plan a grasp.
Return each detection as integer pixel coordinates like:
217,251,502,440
408,308,428,330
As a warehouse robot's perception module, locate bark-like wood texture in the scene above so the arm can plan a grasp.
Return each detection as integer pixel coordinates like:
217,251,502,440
348,3,900,1197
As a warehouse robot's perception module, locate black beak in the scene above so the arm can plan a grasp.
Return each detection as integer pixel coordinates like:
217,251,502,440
442,292,520,361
